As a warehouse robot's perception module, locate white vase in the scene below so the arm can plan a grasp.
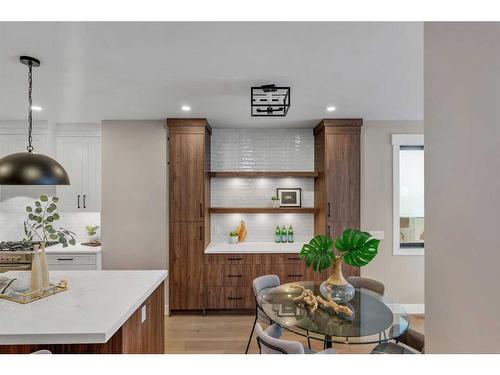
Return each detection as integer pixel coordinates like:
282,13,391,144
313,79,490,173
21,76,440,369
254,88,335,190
30,245,43,292
39,242,50,289
88,234,99,243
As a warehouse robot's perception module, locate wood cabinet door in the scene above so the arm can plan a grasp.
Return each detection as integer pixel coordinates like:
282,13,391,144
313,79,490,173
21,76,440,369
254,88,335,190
169,222,204,310
325,132,360,225
169,132,205,221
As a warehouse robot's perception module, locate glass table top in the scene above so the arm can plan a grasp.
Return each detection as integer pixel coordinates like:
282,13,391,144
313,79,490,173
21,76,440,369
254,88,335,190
259,281,410,345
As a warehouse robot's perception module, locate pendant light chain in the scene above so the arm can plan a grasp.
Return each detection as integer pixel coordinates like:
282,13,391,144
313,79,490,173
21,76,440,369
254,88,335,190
27,62,34,153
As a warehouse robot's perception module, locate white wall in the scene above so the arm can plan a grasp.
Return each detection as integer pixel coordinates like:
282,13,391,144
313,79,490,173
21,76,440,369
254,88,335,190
101,120,167,270
425,23,500,353
361,121,424,307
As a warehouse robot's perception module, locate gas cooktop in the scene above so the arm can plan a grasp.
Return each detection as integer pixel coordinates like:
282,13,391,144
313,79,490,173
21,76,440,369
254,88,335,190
0,241,59,252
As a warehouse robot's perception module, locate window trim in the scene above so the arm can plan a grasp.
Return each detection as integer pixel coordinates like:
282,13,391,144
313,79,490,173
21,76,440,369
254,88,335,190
392,134,424,256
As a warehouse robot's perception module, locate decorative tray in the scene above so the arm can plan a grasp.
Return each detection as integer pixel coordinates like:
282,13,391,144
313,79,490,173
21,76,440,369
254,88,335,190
0,280,68,304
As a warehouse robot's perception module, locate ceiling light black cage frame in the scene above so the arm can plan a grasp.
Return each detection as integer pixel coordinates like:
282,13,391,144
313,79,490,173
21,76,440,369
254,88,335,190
251,85,290,117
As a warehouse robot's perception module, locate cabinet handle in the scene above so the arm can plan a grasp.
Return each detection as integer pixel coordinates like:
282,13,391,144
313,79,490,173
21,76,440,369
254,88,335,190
77,195,81,209
328,202,331,217
327,225,331,237
199,203,203,218
83,195,86,209
227,274,243,278
227,257,243,261
199,226,203,241
57,258,74,261
287,274,303,277
227,296,242,300
287,257,301,261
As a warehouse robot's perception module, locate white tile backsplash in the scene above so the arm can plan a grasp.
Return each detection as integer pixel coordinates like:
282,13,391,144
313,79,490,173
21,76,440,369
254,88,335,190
211,178,313,208
0,196,100,241
210,128,315,243
211,128,314,171
211,214,313,243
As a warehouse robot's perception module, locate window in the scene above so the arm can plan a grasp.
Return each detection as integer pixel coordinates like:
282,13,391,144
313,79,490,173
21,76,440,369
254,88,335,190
392,134,424,255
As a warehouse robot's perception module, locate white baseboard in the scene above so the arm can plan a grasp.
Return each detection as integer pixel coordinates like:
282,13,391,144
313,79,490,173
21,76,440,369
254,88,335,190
400,304,425,314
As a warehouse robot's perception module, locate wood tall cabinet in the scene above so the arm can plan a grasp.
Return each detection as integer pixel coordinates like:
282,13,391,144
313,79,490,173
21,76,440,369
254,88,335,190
314,119,362,278
167,119,211,312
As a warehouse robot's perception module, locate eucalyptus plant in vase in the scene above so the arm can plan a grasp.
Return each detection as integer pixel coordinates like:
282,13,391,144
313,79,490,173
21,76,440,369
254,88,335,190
299,229,380,303
24,195,76,290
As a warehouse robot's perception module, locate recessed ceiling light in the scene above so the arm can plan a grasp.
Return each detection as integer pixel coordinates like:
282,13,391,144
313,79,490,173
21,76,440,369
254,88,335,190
31,105,42,111
181,105,191,112
326,106,336,112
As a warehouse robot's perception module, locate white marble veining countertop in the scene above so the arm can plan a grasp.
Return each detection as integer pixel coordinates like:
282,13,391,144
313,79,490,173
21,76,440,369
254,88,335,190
45,243,102,254
0,270,167,345
205,241,306,254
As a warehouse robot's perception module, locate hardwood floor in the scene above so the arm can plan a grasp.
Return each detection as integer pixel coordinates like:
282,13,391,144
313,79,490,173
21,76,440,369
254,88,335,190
164,314,424,354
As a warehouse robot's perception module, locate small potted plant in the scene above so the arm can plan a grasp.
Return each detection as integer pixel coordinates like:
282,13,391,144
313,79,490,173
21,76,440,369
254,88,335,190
271,196,280,208
24,195,76,290
229,231,239,244
300,229,380,303
85,225,100,243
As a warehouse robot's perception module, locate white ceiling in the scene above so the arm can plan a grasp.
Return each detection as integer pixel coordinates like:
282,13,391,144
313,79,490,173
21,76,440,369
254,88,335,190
0,22,423,128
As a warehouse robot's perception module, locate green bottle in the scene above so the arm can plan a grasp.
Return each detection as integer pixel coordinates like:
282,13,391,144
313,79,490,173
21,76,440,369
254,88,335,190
281,225,287,243
288,225,294,243
275,226,281,243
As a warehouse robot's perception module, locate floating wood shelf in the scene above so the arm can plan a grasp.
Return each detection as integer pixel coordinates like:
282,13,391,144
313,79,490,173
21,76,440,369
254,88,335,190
209,207,318,214
209,171,318,178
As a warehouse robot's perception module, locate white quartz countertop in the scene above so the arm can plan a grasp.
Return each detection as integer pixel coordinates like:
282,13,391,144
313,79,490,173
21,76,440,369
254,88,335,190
45,243,102,254
0,270,167,345
205,241,306,254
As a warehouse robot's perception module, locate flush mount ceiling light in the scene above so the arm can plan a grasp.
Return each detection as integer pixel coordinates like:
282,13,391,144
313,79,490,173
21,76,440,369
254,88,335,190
0,56,70,185
181,105,191,111
326,106,336,112
251,84,290,117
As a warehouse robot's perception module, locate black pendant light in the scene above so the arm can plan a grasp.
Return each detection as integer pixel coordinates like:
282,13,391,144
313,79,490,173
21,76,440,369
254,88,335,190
0,56,70,185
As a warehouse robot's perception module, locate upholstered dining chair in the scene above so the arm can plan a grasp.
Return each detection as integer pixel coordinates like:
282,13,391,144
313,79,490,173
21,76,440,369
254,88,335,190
245,274,281,354
255,323,336,354
371,328,425,354
347,276,385,295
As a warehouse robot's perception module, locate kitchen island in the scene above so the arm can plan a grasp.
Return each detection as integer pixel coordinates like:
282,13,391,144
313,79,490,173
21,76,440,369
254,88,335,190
0,270,167,354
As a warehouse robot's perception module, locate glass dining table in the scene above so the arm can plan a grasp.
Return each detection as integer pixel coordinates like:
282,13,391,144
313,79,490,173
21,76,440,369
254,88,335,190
258,281,409,348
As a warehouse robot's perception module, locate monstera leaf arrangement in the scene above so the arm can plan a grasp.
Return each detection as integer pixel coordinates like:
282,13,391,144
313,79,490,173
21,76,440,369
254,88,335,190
300,229,380,272
24,195,76,247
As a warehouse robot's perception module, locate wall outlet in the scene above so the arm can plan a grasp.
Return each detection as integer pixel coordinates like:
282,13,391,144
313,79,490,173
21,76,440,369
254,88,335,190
369,230,385,240
141,305,147,323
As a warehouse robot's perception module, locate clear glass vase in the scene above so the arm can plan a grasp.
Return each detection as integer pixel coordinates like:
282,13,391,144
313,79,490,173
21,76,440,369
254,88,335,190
319,258,355,303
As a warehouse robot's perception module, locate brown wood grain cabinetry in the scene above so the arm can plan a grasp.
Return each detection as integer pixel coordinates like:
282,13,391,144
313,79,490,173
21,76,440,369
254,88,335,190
314,119,362,278
167,119,211,312
204,253,327,310
169,221,205,310
206,286,254,309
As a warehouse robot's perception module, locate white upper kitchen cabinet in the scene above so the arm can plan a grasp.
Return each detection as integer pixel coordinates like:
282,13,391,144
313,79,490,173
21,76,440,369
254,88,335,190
56,136,101,212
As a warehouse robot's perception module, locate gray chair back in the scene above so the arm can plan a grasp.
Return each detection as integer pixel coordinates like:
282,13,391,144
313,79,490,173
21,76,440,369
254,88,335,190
252,275,280,297
255,323,304,354
347,276,385,295
399,328,425,353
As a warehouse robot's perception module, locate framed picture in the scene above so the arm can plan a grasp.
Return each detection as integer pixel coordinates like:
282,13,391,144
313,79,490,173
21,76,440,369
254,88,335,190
276,188,302,207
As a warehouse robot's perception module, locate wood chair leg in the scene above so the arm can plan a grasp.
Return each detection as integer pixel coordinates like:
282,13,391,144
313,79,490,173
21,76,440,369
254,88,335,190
306,330,312,349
